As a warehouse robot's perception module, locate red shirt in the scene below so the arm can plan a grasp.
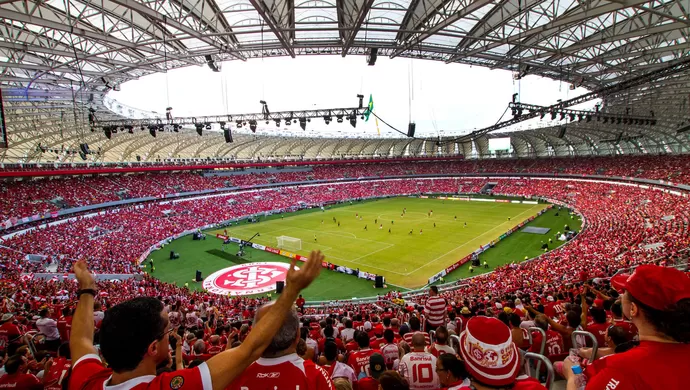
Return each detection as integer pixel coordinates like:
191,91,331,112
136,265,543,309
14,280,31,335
587,322,609,348
529,329,565,357
318,337,345,353
227,353,334,390
57,315,73,342
424,296,446,328
347,348,381,378
613,319,638,340
369,336,385,350
358,377,379,390
585,341,690,390
296,297,305,308
0,372,42,390
44,357,71,390
0,321,22,351
403,331,431,346
459,381,545,390
68,353,210,390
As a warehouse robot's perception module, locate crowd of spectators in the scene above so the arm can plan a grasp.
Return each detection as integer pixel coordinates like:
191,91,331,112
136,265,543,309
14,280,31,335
0,158,689,389
2,154,690,222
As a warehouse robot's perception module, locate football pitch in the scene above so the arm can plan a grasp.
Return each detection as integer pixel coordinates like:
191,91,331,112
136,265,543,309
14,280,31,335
148,196,581,300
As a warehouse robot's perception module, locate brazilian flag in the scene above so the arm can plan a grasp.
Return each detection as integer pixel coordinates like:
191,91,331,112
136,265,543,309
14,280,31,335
364,94,374,122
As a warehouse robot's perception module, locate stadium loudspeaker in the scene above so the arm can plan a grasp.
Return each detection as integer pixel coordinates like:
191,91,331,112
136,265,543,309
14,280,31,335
79,143,90,154
79,151,87,161
367,48,378,66
195,270,202,282
407,122,416,138
149,128,157,137
104,127,112,139
276,281,285,294
136,155,141,162
375,275,384,288
223,128,233,143
557,126,566,138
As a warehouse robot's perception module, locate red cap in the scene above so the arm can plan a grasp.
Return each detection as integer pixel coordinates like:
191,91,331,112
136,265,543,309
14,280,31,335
593,299,604,308
611,265,690,310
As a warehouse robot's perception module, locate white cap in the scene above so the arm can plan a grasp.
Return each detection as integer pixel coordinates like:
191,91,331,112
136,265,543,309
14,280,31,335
364,321,372,330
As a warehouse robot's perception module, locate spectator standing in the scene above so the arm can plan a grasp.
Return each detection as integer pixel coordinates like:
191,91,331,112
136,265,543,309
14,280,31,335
228,304,334,390
398,333,439,390
321,341,356,384
347,331,381,379
68,251,324,390
0,313,22,354
424,286,446,332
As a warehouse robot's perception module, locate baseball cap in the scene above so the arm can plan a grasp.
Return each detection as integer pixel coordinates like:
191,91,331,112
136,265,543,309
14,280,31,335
0,313,13,322
460,307,471,315
369,353,386,379
611,265,690,310
364,321,372,330
459,316,519,387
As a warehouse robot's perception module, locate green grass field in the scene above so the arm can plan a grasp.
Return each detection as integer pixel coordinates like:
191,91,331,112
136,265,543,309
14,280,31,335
147,197,581,300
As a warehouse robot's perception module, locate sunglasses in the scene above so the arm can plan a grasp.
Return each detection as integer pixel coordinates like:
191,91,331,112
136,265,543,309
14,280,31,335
157,327,176,340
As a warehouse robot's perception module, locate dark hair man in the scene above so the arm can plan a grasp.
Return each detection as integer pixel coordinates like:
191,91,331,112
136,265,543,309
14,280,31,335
68,251,324,390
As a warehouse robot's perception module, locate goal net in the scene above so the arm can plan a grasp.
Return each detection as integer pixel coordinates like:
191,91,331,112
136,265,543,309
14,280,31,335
277,236,302,251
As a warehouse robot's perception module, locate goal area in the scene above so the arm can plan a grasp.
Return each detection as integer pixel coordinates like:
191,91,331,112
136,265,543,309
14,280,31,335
277,236,302,251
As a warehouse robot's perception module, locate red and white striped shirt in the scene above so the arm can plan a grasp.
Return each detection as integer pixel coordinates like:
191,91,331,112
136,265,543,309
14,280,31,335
423,296,446,328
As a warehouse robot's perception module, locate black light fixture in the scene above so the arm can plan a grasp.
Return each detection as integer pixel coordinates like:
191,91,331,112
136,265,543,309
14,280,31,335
195,123,204,136
349,112,357,128
324,114,332,124
616,117,622,125
249,120,257,132
299,118,307,130
275,120,281,127
578,114,584,122
569,113,575,121
205,122,212,130
586,115,592,122
540,111,546,119
166,107,173,122
236,121,243,128
559,112,566,121
550,111,557,120
336,114,344,123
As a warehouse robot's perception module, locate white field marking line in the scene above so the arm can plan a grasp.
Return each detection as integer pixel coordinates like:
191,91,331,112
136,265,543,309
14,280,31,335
325,254,410,276
350,243,395,262
403,204,547,276
291,226,385,244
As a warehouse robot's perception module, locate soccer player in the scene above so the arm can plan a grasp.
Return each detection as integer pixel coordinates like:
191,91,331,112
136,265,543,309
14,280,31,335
398,333,439,390
409,229,413,235
420,229,423,234
464,222,467,227
314,234,317,242
379,224,383,229
364,225,368,231
433,223,436,228
388,228,391,233
375,219,377,224
338,222,340,227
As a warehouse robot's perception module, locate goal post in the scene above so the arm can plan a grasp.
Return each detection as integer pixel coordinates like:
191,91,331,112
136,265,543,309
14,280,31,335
277,236,302,251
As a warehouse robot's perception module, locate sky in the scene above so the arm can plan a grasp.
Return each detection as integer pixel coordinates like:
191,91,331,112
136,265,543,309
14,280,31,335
109,56,597,139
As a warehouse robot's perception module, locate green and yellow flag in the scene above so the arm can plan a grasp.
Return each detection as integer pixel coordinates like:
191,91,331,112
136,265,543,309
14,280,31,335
364,94,374,121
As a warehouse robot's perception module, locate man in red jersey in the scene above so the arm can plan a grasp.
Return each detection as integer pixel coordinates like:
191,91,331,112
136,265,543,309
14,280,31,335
398,333,438,390
57,306,73,342
0,354,42,389
68,251,324,390
563,265,690,390
43,342,72,390
530,315,565,357
296,295,305,311
347,331,381,379
403,317,430,346
358,353,386,390
458,317,545,390
380,329,401,370
0,313,22,354
424,286,446,332
584,306,609,347
227,304,334,390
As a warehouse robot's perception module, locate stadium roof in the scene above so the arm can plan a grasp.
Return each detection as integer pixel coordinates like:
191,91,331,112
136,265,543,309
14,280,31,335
1,0,690,163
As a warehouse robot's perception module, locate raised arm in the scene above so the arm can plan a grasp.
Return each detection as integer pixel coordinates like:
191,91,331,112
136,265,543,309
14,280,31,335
204,250,324,390
580,286,589,329
526,305,568,333
69,260,98,362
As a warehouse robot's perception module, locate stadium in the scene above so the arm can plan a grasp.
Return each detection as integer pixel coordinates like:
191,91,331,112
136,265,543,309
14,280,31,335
0,1,689,389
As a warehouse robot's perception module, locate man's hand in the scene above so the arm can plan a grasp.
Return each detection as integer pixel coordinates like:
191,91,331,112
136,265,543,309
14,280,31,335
286,250,324,292
73,259,96,290
562,357,576,380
